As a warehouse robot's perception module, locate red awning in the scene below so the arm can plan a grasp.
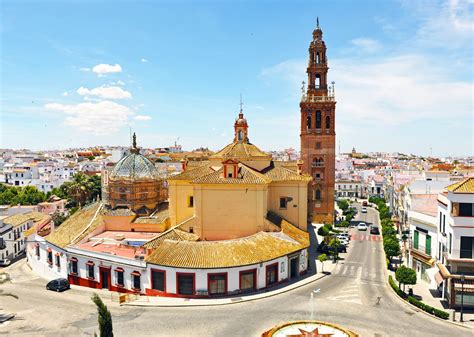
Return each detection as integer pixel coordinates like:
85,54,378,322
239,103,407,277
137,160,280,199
115,267,124,272
55,252,61,257
69,257,78,262
47,247,52,252
86,261,95,266
131,271,141,277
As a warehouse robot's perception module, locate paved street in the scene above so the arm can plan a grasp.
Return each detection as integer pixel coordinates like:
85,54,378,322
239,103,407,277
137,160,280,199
0,206,471,336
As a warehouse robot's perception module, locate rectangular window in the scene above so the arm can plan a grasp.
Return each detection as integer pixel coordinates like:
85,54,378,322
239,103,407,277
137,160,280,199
47,250,53,265
439,242,442,260
442,215,446,233
413,230,419,250
55,255,60,268
279,197,287,209
177,273,195,295
425,235,431,255
132,273,141,290
208,273,227,295
459,203,474,216
115,269,124,286
449,233,452,254
151,270,165,292
439,212,442,231
87,263,95,279
460,237,473,259
70,259,78,275
188,196,194,208
266,263,278,287
239,269,256,292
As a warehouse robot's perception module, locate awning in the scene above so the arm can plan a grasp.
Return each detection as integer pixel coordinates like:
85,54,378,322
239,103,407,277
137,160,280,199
86,261,95,266
453,279,474,293
434,272,444,286
115,267,124,272
69,257,78,262
131,271,141,277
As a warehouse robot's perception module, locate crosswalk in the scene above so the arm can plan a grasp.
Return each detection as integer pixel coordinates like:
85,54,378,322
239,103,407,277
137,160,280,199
333,263,381,282
350,234,382,241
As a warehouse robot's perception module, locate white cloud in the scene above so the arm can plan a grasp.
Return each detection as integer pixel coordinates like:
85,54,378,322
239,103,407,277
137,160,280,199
79,67,90,72
92,63,122,76
76,85,132,99
141,58,148,63
134,115,152,121
110,80,125,86
45,100,133,134
350,38,382,53
62,92,68,97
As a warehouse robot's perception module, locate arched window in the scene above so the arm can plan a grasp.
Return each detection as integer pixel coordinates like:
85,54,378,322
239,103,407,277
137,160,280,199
119,187,127,201
315,189,321,200
306,115,312,130
316,52,320,63
316,111,322,129
238,130,244,141
325,115,330,130
315,74,321,88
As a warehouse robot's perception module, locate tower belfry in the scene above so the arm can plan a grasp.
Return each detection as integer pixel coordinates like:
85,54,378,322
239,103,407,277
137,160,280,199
300,19,336,223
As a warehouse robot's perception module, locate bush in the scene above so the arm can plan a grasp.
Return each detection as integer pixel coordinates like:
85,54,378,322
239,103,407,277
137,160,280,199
382,226,397,236
388,275,407,299
381,218,393,227
336,220,349,227
407,296,449,319
337,199,349,212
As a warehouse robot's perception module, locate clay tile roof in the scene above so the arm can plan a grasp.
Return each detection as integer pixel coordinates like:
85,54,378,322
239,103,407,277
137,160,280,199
134,209,169,224
168,164,215,181
263,165,312,182
210,141,271,160
143,226,199,249
3,212,50,228
145,220,308,268
446,177,474,193
46,203,104,248
192,164,271,185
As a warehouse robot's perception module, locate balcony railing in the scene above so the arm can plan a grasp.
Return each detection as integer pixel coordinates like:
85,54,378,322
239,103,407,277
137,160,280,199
301,94,335,103
312,163,324,167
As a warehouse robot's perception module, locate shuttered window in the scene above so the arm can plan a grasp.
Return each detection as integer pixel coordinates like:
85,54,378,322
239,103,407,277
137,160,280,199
413,230,419,250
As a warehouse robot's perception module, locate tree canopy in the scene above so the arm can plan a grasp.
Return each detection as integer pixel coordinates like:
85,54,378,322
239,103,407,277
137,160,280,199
395,265,417,291
91,293,113,337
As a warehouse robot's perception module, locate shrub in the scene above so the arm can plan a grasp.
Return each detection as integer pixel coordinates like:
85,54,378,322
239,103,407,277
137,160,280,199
336,220,349,227
381,218,393,227
407,296,449,319
337,199,349,211
388,275,407,299
382,226,397,236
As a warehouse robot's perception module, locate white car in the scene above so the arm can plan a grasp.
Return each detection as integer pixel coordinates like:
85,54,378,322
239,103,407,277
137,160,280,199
0,259,11,267
357,223,368,231
361,207,367,213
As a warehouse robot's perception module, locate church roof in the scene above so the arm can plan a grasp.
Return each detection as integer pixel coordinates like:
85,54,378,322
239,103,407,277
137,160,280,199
192,164,271,185
210,141,271,161
110,153,159,180
168,164,215,181
145,220,309,268
262,165,312,182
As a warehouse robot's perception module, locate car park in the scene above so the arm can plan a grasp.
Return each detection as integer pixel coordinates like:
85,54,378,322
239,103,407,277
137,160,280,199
370,226,380,235
46,278,70,292
0,259,11,267
357,223,368,231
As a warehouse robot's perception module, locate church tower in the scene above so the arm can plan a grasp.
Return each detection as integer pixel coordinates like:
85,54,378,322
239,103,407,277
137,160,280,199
300,19,336,224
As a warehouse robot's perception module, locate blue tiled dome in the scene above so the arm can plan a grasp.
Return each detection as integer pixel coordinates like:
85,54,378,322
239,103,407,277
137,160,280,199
110,153,159,179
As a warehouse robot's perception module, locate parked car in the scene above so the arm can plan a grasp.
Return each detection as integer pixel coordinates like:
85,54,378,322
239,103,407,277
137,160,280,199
0,259,11,267
357,223,368,231
370,226,380,235
362,200,368,206
336,234,350,245
46,278,70,292
361,207,367,213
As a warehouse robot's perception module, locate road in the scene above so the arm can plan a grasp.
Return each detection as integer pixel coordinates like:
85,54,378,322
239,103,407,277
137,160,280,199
0,205,470,336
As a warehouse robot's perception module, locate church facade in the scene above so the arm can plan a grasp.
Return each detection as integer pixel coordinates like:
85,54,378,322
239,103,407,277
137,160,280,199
300,21,336,224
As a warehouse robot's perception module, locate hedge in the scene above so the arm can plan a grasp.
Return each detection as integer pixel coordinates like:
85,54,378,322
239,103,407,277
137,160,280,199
388,276,449,320
407,296,449,319
388,275,407,299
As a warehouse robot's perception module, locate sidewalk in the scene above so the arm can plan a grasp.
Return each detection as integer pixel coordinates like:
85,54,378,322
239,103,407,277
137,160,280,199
124,259,337,307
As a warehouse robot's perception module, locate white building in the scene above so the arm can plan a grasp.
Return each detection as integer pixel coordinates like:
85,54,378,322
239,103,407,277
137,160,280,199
335,179,364,198
436,178,474,309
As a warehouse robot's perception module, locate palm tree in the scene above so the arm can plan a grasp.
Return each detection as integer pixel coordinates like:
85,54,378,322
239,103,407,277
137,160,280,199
68,173,94,207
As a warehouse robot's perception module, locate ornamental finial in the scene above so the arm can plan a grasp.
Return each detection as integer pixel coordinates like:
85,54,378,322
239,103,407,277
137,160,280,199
317,17,319,29
132,132,137,149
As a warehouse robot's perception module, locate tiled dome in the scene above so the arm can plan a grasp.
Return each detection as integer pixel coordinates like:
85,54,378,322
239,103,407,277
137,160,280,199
110,153,159,180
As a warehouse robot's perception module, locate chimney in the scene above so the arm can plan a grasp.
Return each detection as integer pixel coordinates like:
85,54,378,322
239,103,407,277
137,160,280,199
297,160,304,175
181,158,187,172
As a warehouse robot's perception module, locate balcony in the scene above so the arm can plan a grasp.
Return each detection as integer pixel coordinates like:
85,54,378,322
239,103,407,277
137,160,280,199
312,163,324,168
301,94,335,103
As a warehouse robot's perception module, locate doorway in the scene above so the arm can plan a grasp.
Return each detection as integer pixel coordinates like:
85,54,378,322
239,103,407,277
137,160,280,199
290,257,299,278
99,267,111,290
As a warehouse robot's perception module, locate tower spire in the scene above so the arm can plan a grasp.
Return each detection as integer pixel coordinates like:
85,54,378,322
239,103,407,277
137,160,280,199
131,132,140,154
317,17,319,29
239,93,243,114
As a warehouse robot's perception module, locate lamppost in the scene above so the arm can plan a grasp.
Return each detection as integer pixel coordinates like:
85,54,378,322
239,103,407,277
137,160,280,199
460,274,465,322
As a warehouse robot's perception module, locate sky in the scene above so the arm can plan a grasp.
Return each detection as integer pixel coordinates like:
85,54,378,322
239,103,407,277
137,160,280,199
0,0,473,157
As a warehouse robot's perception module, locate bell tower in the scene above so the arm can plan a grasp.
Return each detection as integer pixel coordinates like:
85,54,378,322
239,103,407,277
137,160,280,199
300,19,336,224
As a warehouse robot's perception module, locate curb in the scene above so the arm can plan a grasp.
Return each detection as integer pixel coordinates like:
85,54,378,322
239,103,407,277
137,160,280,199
124,271,329,308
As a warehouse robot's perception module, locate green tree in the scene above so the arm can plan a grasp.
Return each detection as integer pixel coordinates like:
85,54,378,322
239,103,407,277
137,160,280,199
318,254,328,272
337,199,349,212
395,265,417,291
91,293,113,337
384,236,401,261
382,226,397,236
329,238,341,262
88,155,96,161
67,173,94,207
51,211,68,227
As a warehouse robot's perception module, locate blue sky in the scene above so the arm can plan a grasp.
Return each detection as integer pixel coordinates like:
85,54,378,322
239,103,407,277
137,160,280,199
1,0,473,156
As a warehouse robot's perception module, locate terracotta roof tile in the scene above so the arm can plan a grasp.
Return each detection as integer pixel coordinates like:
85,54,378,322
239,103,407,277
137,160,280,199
3,212,50,228
446,177,474,193
210,141,271,160
192,164,271,185
168,164,215,181
263,165,312,182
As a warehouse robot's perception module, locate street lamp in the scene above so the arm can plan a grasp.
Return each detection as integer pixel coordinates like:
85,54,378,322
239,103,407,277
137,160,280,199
460,274,465,322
